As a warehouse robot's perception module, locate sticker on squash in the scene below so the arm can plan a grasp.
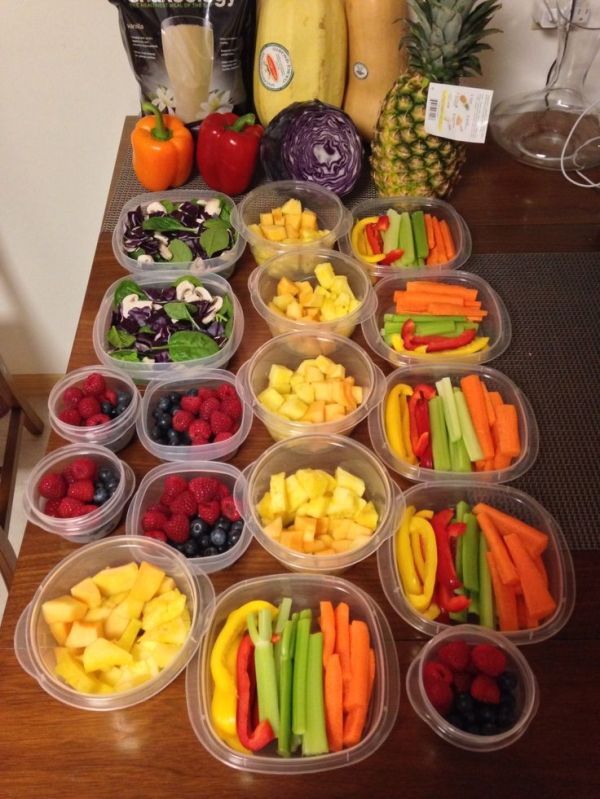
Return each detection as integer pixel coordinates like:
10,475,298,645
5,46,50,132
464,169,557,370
258,43,293,91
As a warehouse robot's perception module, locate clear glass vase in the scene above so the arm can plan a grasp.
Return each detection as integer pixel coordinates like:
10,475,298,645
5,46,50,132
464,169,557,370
490,1,600,170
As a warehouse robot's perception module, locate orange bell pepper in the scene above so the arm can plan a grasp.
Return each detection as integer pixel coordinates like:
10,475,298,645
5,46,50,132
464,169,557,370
131,102,193,192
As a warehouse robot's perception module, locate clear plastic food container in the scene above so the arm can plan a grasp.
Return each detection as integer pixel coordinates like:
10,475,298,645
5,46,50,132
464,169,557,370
23,443,136,544
137,368,252,463
13,536,215,711
186,573,400,773
234,433,405,574
406,625,539,751
368,364,539,483
112,190,245,280
231,180,352,265
236,331,385,442
377,481,575,645
361,271,511,367
247,247,377,339
92,271,244,384
126,461,252,575
339,196,471,278
48,365,140,452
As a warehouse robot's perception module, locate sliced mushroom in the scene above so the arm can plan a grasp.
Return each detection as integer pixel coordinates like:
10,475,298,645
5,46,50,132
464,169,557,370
204,198,222,217
175,279,196,300
153,232,169,245
136,254,155,265
201,296,224,324
158,243,173,261
145,201,167,215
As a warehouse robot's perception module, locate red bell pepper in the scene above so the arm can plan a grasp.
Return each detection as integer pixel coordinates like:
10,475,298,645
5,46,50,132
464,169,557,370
365,223,383,254
197,112,263,195
402,319,477,354
236,633,275,752
432,509,466,591
379,247,404,265
408,385,435,469
375,215,390,231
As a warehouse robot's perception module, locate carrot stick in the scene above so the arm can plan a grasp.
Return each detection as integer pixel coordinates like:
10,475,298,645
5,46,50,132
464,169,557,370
477,512,520,587
439,219,457,260
367,648,376,705
431,216,447,261
495,404,521,458
424,214,435,250
397,292,466,308
471,503,548,556
481,383,497,427
334,602,352,702
428,302,486,317
516,595,539,629
504,533,557,620
475,458,494,472
486,550,519,631
487,391,504,411
406,281,478,302
460,374,495,460
342,620,371,745
493,451,512,470
534,555,549,588
319,600,336,668
324,653,344,752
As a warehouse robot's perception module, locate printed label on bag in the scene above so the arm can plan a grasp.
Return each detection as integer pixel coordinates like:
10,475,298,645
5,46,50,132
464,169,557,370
259,43,293,91
425,83,494,143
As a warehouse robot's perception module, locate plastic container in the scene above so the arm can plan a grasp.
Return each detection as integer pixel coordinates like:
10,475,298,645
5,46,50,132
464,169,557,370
186,572,400,773
247,247,377,339
231,180,352,265
48,365,140,452
23,443,136,544
236,331,385,442
126,461,252,575
112,190,245,280
235,433,404,574
137,368,252,463
92,271,244,384
406,625,539,751
377,481,576,645
339,196,471,278
361,271,511,366
369,364,539,483
14,536,215,711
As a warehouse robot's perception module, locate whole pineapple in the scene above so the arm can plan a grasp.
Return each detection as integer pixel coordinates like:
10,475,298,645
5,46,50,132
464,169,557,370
371,0,501,198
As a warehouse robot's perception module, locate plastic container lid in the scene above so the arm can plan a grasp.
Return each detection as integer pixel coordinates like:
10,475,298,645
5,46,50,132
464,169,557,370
231,180,352,265
247,247,377,339
23,443,136,544
48,365,140,453
137,368,252,463
14,536,215,711
361,270,511,366
186,572,400,773
236,330,385,442
92,271,244,384
126,461,252,575
234,433,405,574
338,195,472,278
111,190,245,280
406,625,539,751
368,363,539,483
377,481,576,644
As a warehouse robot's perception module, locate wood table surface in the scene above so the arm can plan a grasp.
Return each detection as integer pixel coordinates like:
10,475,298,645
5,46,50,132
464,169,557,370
1,121,599,799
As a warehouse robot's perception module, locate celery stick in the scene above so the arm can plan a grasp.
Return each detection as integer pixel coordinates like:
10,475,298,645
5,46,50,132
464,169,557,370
383,321,404,336
247,609,280,736
435,377,461,443
411,211,429,259
277,616,297,756
453,388,484,461
398,212,416,266
449,535,468,622
455,500,471,523
428,395,451,471
449,436,472,472
383,208,401,253
292,610,312,736
462,512,480,593
302,632,329,756
478,537,495,628
468,590,480,619
273,597,293,690
414,320,457,336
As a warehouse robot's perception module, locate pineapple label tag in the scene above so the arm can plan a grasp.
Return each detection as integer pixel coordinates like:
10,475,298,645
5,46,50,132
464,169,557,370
425,83,494,144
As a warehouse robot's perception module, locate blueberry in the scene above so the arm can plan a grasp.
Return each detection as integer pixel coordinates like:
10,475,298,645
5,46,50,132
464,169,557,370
150,425,163,442
215,516,231,532
93,485,109,505
170,404,181,416
217,545,228,554
101,400,113,415
210,528,227,547
190,518,211,538
182,539,199,558
158,413,172,431
167,429,181,445
447,712,465,730
174,542,187,553
117,390,132,407
498,671,518,692
230,519,244,533
227,529,241,547
480,722,498,736
199,534,211,550
496,706,517,729
157,396,172,413
455,693,475,715
185,388,198,396
169,392,182,405
202,546,218,557
99,466,116,484
180,432,191,446
465,722,481,735
105,478,120,496
115,402,128,416
477,704,497,724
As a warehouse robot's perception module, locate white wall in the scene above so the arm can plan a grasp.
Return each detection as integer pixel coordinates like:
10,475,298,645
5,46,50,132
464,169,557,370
1,0,598,375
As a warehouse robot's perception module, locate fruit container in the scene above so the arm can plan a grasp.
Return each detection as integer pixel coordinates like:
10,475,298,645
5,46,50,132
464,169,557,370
247,248,377,338
368,364,539,484
22,443,136,544
236,331,385,443
361,271,511,367
231,180,352,265
48,365,141,453
186,572,401,773
234,433,404,574
13,535,215,711
137,369,252,463
125,461,252,575
92,271,244,384
112,190,245,280
405,625,539,751
338,196,471,279
377,481,575,645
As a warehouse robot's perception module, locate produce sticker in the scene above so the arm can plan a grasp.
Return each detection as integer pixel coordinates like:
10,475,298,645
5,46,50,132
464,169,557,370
258,43,294,91
425,83,494,144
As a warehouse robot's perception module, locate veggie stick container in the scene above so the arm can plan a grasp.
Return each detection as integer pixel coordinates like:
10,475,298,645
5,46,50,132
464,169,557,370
186,573,400,773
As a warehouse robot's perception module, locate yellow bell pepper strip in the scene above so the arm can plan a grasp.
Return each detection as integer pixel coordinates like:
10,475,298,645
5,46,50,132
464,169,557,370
406,515,438,612
423,602,442,620
385,385,407,459
351,217,386,264
396,506,422,595
428,336,490,357
410,521,428,584
131,102,194,192
415,509,434,519
400,392,417,464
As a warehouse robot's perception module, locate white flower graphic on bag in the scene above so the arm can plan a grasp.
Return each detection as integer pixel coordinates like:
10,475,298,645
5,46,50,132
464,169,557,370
198,89,234,120
152,85,176,114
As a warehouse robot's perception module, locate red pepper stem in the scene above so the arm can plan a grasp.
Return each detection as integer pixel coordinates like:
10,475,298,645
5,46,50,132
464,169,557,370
141,101,173,142
226,113,257,133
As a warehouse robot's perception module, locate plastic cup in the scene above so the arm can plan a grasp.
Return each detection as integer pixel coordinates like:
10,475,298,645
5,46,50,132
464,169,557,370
186,572,400,773
377,481,576,644
13,536,215,711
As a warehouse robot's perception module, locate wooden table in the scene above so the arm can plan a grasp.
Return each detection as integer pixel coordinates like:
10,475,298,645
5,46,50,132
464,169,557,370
1,122,599,799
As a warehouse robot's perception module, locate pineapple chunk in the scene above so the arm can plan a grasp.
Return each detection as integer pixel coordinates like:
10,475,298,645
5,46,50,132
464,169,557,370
296,496,330,518
271,293,295,312
301,209,317,230
281,198,302,215
256,491,274,523
315,355,336,376
55,650,106,693
157,576,176,595
335,466,366,498
279,395,308,421
261,224,286,241
354,500,379,531
284,474,310,512
296,468,330,499
260,212,274,226
268,363,294,394
263,517,283,540
83,637,133,673
269,472,288,515
301,400,326,423
65,620,103,649
138,614,189,646
115,618,142,652
92,562,139,596
129,561,165,603
327,486,359,518
284,219,300,239
42,595,88,625
277,276,299,296
314,261,336,289
49,621,70,646
70,577,102,610
285,300,304,320
141,589,187,632
272,207,284,225
258,387,285,413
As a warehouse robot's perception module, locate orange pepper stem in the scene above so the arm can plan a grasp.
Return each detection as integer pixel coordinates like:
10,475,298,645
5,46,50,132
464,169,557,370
141,101,173,142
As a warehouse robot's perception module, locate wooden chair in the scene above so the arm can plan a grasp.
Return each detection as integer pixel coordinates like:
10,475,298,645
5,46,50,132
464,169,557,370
0,355,45,588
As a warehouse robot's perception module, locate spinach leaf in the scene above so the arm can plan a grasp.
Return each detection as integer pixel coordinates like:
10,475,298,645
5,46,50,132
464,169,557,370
164,302,194,323
169,239,193,262
107,325,136,349
168,330,220,361
113,279,148,309
174,274,202,288
143,217,197,233
161,200,175,213
200,218,230,257
220,201,232,225
110,349,140,362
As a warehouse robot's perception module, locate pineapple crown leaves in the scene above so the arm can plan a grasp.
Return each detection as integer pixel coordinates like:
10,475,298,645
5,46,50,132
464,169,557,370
405,0,502,82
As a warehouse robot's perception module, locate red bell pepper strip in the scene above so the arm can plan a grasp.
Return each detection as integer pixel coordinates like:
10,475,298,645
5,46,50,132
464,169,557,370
411,329,478,353
438,581,471,613
236,633,276,752
379,247,404,265
408,387,434,469
432,509,465,591
365,223,383,254
376,215,390,231
414,383,437,401
197,112,264,195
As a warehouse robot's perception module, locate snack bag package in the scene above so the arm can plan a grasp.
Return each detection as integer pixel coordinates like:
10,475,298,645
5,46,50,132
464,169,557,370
109,0,254,127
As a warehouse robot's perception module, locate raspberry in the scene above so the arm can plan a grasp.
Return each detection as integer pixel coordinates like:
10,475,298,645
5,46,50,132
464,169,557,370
189,476,219,503
424,679,454,715
214,431,233,443
209,410,233,434
38,472,67,500
220,396,243,421
189,435,209,447
77,396,101,420
471,644,507,678
215,481,231,500
172,410,194,432
452,671,473,694
216,383,237,400
67,479,95,503
423,660,453,686
79,505,100,515
43,498,62,516
197,500,221,525
146,502,170,516
470,674,500,704
85,413,111,427
103,389,118,407
66,457,97,481
170,490,197,517
200,397,220,420
58,408,82,426
142,510,169,532
180,395,202,415
163,475,188,498
164,513,190,543
82,372,106,397
57,496,85,518
188,419,211,441
144,530,168,542
198,387,217,402
438,640,471,672
221,495,241,522
62,386,84,408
